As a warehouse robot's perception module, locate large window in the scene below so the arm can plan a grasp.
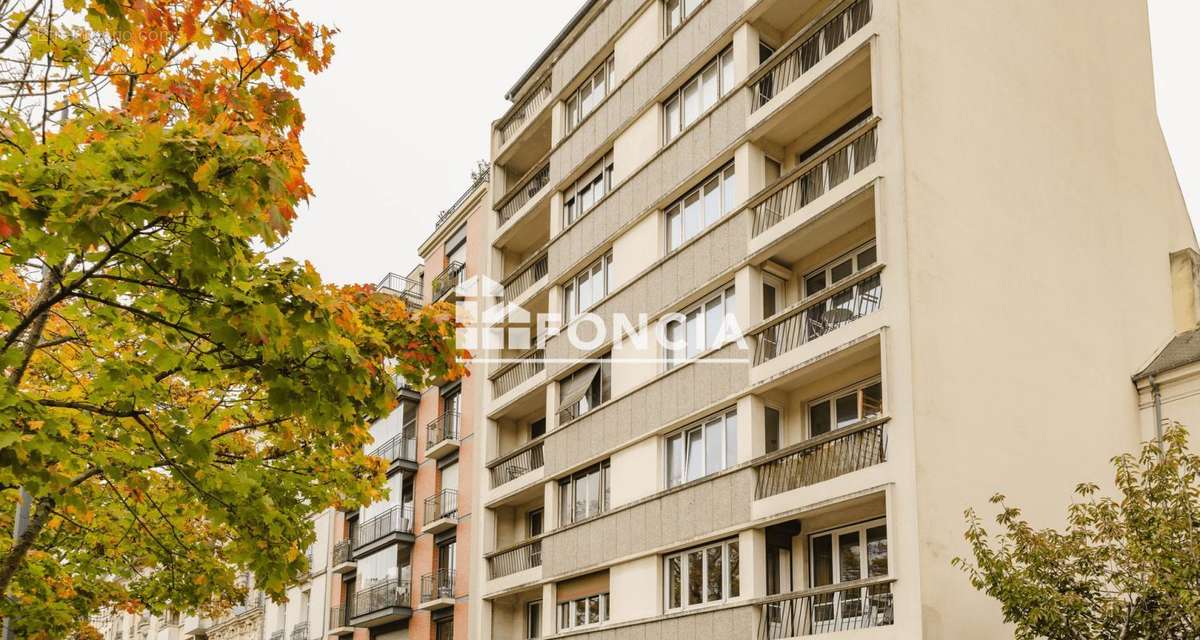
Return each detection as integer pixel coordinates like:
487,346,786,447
563,252,612,320
664,47,734,142
665,539,740,611
558,593,609,631
666,162,736,251
564,153,614,226
666,409,737,488
557,354,611,423
810,520,889,628
558,461,610,525
525,601,542,639
801,241,881,341
808,379,882,438
664,0,699,35
566,55,615,133
664,285,736,367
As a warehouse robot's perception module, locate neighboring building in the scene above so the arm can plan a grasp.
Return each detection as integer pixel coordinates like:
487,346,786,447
1135,248,1200,448
474,1,1196,640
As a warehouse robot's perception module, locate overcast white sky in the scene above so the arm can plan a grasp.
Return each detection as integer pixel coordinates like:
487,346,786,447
283,1,1200,285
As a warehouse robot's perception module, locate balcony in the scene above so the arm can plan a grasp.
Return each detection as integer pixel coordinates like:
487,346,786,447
328,606,353,635
352,505,415,557
290,622,308,640
496,76,552,154
331,539,354,574
270,631,284,640
500,250,549,306
182,617,211,638
426,411,460,459
422,489,459,534
497,162,550,228
755,417,888,499
349,580,412,628
367,432,417,475
487,537,543,580
375,272,422,309
431,261,465,302
760,577,895,638
487,440,544,490
491,347,546,400
418,569,456,610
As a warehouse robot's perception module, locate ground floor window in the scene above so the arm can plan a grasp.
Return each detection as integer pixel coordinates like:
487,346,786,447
665,538,740,611
557,592,608,631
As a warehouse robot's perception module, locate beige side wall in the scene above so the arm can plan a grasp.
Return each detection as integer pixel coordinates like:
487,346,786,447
893,1,1197,638
1137,364,1200,450
612,106,663,186
613,3,662,87
608,555,661,622
609,436,660,507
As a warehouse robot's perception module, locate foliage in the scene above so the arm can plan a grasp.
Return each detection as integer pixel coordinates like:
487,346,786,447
0,1,464,636
954,423,1200,639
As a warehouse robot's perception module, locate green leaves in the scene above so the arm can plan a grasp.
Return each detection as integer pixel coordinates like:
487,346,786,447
955,424,1200,639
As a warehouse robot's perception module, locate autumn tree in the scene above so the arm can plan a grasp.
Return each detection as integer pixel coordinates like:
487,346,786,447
0,1,463,636
954,423,1200,639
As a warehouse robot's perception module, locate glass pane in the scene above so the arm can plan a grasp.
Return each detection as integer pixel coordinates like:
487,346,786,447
831,259,854,283
668,556,682,609
668,207,683,250
839,532,862,582
666,320,683,367
810,400,831,437
725,413,737,466
683,192,702,240
862,382,883,419
806,271,827,295
858,245,877,268
559,481,571,525
587,595,599,624
682,79,699,127
728,541,740,597
867,525,888,577
574,475,587,521
668,434,684,487
704,297,722,349
705,419,723,475
764,407,780,453
574,600,585,627
723,166,736,213
686,427,703,482
720,50,734,96
685,310,701,359
763,283,777,318
687,551,704,605
585,468,600,517
701,63,718,111
706,546,723,601
811,535,833,586
836,393,859,428
665,98,680,140
703,177,721,227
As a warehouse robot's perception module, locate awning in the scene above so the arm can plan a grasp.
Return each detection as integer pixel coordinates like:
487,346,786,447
558,363,600,412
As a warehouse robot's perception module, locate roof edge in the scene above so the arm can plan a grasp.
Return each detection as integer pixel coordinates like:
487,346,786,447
505,0,602,101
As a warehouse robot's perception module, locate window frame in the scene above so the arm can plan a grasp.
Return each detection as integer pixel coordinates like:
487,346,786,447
664,0,698,37
558,460,611,526
665,162,736,252
557,592,610,632
666,408,738,488
566,55,616,133
557,353,612,423
802,241,878,297
808,518,890,588
806,377,883,439
526,600,542,639
664,285,736,368
564,152,614,227
663,47,735,143
563,252,613,321
664,538,741,612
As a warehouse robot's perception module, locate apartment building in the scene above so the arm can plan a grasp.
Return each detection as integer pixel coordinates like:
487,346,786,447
475,1,1196,639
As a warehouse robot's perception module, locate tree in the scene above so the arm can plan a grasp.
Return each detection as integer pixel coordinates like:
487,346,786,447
954,424,1200,639
0,1,464,636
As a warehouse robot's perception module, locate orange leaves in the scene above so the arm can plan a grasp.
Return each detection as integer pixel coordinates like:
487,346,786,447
0,214,20,239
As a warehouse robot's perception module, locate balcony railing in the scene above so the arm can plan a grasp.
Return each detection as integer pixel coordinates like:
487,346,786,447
759,577,894,638
427,411,460,448
419,569,456,603
376,272,423,308
228,591,264,617
487,537,543,579
353,579,411,617
501,250,549,304
752,122,878,237
497,163,550,226
750,264,882,365
367,432,417,466
750,0,872,112
487,440,545,488
329,605,351,629
424,489,458,524
270,631,284,640
290,622,308,640
353,505,414,548
498,77,552,146
431,261,465,301
491,348,545,398
754,418,888,499
435,166,490,230
332,539,352,566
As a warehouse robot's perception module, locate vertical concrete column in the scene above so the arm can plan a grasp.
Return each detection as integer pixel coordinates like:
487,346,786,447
551,100,566,147
732,23,760,88
741,527,766,634
735,141,765,207
544,379,560,433
541,583,557,636
735,265,757,366
549,191,565,237
543,480,558,530
738,394,765,463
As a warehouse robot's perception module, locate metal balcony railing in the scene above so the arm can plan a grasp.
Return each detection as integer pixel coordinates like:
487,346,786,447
751,121,878,237
431,261,465,301
750,265,882,365
270,630,284,640
754,418,888,499
427,411,460,448
424,489,459,525
759,577,895,638
332,539,352,566
435,166,490,230
329,605,351,629
367,432,417,466
376,272,423,308
290,622,308,640
501,251,549,304
487,440,545,488
497,163,551,226
353,579,411,617
353,505,414,548
498,77,552,146
419,569,456,603
228,591,264,617
487,537,543,579
491,348,545,398
750,0,872,112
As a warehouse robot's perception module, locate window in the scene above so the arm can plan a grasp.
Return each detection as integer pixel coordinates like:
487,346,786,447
435,619,454,640
808,379,882,438
566,55,615,133
801,242,880,341
762,273,782,320
558,593,609,631
664,0,698,35
530,418,546,440
563,252,613,320
527,509,544,537
667,409,737,488
557,354,611,423
764,406,781,453
810,520,889,627
564,153,614,226
664,48,734,142
665,539,740,611
526,601,542,639
666,163,736,251
558,461,610,525
664,286,736,367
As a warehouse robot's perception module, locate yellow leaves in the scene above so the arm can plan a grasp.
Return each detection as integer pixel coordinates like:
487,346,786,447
193,575,208,586
285,545,299,562
193,157,219,191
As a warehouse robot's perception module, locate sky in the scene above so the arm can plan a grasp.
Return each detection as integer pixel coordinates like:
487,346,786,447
283,1,1200,285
